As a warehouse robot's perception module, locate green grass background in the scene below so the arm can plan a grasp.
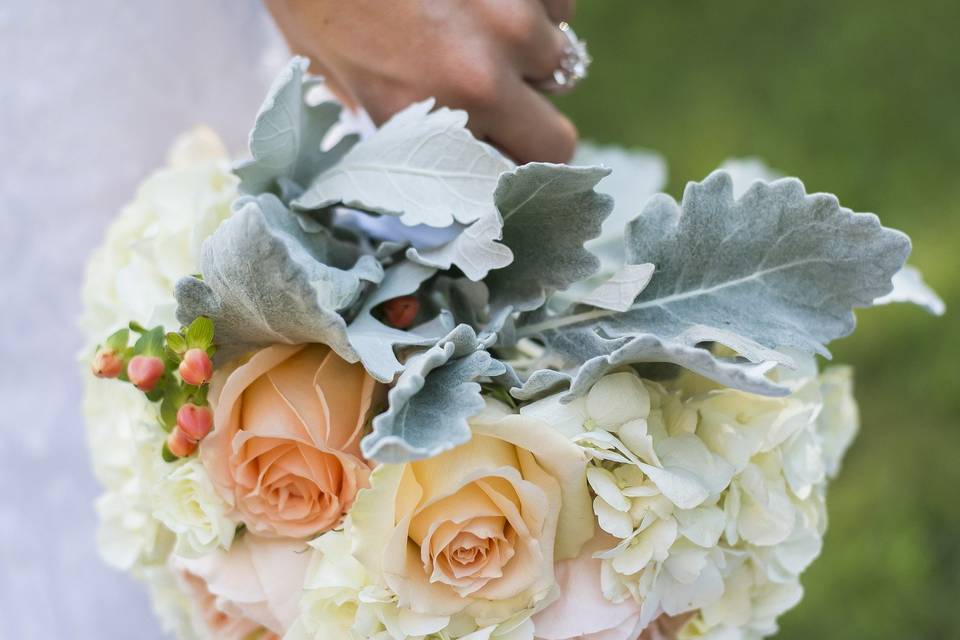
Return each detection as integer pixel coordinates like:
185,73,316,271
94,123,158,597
559,2,960,637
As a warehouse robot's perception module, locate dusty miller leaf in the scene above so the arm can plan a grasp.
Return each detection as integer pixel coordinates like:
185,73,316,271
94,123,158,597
872,264,945,316
235,57,356,199
175,194,382,363
346,261,439,383
293,99,513,228
513,335,788,403
406,211,514,281
573,143,668,271
362,324,506,463
514,171,911,396
485,164,613,311
576,263,655,312
520,171,910,356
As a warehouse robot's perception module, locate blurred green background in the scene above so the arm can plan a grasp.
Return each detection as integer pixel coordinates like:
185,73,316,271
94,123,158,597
559,2,959,637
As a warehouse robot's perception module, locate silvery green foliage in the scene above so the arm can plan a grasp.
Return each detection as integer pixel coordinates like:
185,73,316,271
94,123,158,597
406,212,513,281
430,276,491,329
576,263,655,312
872,264,946,315
293,99,512,227
175,194,382,362
484,164,613,311
234,57,356,200
346,261,438,382
361,324,506,463
514,336,787,403
717,157,782,198
515,171,911,396
573,143,667,271
293,99,517,279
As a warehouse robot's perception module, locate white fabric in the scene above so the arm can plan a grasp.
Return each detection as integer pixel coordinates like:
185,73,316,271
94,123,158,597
0,1,285,636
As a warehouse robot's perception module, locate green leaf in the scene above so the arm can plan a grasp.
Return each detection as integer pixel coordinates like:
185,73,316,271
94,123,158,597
105,328,129,352
128,321,148,335
133,326,165,357
186,316,215,349
165,331,187,354
161,442,177,463
175,194,383,363
484,164,613,311
159,395,179,431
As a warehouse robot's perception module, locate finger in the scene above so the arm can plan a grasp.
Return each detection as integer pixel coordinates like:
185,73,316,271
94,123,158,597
479,77,577,164
512,4,569,82
541,0,574,23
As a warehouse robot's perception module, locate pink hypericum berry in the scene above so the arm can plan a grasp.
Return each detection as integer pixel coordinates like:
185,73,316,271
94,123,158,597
179,348,214,386
382,295,420,329
127,355,165,392
91,348,123,378
167,427,197,458
176,403,213,442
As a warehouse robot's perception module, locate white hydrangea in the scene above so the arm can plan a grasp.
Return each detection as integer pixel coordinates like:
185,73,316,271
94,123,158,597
80,126,237,339
80,127,239,628
137,564,200,640
521,365,858,640
286,530,541,640
84,375,171,570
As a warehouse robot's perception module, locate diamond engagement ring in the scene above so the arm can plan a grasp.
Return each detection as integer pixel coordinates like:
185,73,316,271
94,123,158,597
538,22,591,94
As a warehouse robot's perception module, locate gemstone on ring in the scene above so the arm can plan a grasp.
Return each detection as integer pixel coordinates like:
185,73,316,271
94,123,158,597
541,21,592,94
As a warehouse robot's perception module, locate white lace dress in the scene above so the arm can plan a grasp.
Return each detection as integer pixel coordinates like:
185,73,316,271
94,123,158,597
0,2,284,636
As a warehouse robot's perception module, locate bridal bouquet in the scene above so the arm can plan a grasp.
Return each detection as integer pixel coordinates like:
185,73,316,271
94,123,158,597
81,58,944,640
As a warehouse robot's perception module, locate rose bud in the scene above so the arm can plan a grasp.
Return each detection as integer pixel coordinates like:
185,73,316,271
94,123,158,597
127,355,165,392
382,295,420,329
91,348,123,379
167,427,197,458
176,403,213,442
179,348,213,386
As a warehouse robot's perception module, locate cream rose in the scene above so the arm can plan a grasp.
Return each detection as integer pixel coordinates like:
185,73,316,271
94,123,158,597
173,534,308,638
349,399,595,627
202,343,381,538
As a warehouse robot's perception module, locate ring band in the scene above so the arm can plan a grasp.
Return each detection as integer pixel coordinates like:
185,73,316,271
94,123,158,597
537,22,591,94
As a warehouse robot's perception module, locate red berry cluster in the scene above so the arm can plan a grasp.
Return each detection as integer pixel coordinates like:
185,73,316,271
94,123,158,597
91,317,218,461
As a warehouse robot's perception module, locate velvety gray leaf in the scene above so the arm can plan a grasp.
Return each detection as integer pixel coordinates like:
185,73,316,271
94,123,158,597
872,264,945,316
485,164,613,311
175,194,382,362
573,143,667,271
406,211,514,281
430,276,491,329
511,368,576,401
565,333,787,399
519,171,911,359
346,261,438,382
362,324,506,463
577,263,655,312
293,99,513,228
512,334,787,402
235,57,356,198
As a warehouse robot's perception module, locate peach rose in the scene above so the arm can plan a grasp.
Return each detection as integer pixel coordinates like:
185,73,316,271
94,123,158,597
174,534,310,638
202,344,380,538
350,399,595,624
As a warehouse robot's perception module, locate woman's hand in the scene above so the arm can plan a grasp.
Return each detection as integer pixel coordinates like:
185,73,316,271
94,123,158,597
265,0,578,163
